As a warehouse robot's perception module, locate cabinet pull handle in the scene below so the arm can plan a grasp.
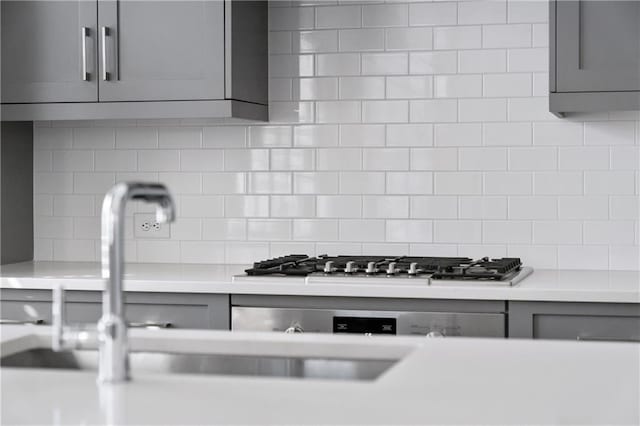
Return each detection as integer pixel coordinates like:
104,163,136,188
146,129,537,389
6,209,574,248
101,26,109,81
128,321,173,329
81,27,90,81
0,319,46,325
577,335,639,343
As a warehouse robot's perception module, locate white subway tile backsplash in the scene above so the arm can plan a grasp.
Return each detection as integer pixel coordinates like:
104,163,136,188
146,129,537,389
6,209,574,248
387,124,434,147
459,99,507,122
317,101,362,123
434,220,481,244
36,128,73,150
410,196,457,219
73,173,115,195
534,172,583,195
410,51,457,75
32,1,638,270
483,123,532,146
483,73,532,98
363,101,409,123
363,148,409,170
138,150,179,172
316,5,361,29
410,2,457,27
363,196,409,218
508,196,557,219
411,148,458,170
339,29,384,51
509,147,556,170
339,219,385,242
387,172,434,194
585,121,635,145
558,147,609,171
483,221,531,244
534,221,582,245
72,128,114,150
294,78,338,101
316,53,360,76
340,171,385,194
386,220,432,243
508,1,548,24
387,76,433,99
159,127,202,149
558,196,609,220
508,48,547,72
459,196,507,219
116,128,157,149
294,172,339,193
458,1,506,25
224,149,270,171
533,122,583,146
385,27,433,51
203,126,246,148
410,100,458,123
95,151,137,172
180,150,224,172
271,195,316,217
362,53,408,75
435,172,482,195
317,195,362,218
482,24,531,48
585,171,636,195
435,75,482,98
363,4,408,28
293,219,339,241
339,77,385,99
459,148,507,171
434,26,481,50
294,125,339,147
485,171,532,194
558,245,609,270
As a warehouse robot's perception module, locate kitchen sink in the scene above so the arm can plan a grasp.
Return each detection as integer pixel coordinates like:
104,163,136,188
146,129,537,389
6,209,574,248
0,348,396,381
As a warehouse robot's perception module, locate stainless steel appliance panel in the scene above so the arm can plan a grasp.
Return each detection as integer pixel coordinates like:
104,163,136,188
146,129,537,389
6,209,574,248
231,307,505,337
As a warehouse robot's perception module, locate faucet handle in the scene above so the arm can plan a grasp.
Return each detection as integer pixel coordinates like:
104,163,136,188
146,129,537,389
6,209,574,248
52,284,66,351
52,285,94,351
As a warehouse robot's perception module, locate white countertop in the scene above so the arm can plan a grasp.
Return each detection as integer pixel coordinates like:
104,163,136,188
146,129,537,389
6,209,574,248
1,325,639,425
1,261,639,303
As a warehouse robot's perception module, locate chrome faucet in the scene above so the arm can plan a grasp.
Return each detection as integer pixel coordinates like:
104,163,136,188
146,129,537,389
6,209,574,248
53,182,176,383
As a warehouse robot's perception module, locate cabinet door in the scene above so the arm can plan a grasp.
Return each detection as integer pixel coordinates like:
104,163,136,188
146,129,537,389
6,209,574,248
556,0,640,92
97,1,224,102
1,1,98,103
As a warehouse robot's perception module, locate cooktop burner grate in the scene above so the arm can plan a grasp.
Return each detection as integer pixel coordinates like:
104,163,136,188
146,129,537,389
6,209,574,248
245,255,523,281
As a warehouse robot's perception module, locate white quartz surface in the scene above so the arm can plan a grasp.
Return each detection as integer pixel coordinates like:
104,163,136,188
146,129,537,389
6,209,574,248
1,325,639,425
1,261,639,303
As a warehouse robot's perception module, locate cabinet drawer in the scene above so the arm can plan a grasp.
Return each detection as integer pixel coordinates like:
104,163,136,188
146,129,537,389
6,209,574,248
534,314,640,342
67,302,212,330
0,300,52,325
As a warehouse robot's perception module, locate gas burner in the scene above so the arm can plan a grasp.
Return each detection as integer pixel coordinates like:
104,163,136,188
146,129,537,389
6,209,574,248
244,254,526,282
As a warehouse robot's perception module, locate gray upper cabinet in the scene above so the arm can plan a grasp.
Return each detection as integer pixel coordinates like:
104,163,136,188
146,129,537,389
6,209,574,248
550,0,640,116
1,0,268,121
1,1,98,103
97,1,224,102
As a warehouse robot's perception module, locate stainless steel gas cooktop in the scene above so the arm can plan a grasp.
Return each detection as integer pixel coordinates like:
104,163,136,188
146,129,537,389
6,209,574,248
238,255,534,286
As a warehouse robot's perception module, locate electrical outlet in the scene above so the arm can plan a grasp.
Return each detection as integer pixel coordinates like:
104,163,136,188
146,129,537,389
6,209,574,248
134,213,170,239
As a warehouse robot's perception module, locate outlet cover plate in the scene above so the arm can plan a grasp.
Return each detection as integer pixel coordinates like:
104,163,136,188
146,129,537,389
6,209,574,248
134,213,171,239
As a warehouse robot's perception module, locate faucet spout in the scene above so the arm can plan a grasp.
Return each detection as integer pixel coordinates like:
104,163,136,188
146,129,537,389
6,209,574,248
98,182,175,383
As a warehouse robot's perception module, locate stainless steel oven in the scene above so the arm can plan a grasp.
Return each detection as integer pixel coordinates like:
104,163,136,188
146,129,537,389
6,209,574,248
232,307,505,337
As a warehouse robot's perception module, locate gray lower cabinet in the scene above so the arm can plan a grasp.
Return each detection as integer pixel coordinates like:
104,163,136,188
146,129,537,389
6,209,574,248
509,301,640,342
0,289,230,330
550,0,640,115
1,0,268,121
